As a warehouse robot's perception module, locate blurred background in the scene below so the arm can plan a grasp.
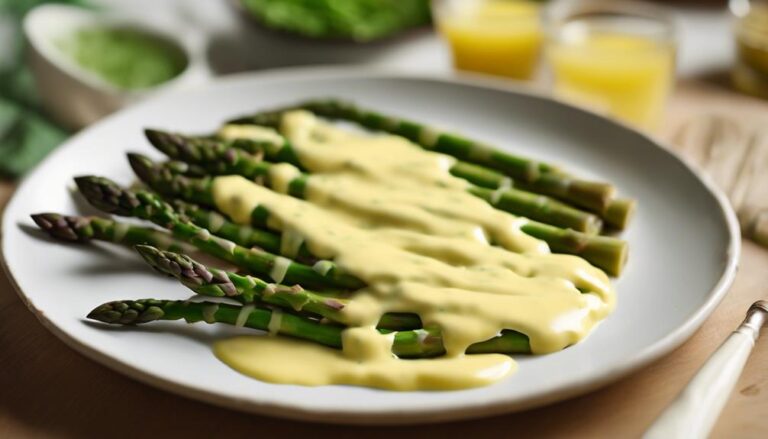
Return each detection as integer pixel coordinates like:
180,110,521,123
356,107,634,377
0,0,761,179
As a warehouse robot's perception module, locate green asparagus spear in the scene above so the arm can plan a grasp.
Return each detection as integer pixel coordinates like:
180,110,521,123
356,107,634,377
31,213,190,252
168,198,318,260
129,154,627,275
87,299,531,357
28,214,417,329
603,197,636,230
520,221,628,277
228,99,618,212
74,176,365,291
161,160,210,178
135,244,422,331
452,160,635,230
172,199,279,252
145,128,305,169
228,100,556,180
146,128,603,233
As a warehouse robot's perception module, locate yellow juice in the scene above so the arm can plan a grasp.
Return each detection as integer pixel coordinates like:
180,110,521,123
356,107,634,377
437,1,543,80
548,31,675,130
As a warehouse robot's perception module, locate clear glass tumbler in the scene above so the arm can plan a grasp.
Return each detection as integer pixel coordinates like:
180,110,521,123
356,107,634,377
432,0,545,80
545,0,677,131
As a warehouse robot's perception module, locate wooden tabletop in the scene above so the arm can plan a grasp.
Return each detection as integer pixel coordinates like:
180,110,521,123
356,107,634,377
1,81,767,438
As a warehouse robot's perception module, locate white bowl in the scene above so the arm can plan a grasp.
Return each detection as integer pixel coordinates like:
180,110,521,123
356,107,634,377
24,4,211,130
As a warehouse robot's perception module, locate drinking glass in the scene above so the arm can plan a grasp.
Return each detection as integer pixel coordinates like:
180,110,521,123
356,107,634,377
432,0,544,80
545,0,677,130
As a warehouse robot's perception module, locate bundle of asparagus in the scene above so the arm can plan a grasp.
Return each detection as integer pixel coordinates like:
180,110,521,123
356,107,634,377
31,100,633,362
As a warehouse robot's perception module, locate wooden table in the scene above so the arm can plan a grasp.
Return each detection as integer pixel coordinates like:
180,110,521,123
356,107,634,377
1,81,767,438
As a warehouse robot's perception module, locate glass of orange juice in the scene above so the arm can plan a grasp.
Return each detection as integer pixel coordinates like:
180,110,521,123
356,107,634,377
545,0,676,131
432,0,544,80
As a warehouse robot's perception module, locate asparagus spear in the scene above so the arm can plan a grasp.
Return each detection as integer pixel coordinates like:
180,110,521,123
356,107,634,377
87,299,531,357
603,197,636,230
228,101,557,180
31,213,189,252
452,160,635,230
129,154,627,275
156,185,320,261
146,128,604,233
74,176,365,291
228,100,618,212
28,215,418,330
168,198,318,261
520,221,628,278
145,128,305,169
161,160,210,178
30,214,348,320
135,244,422,330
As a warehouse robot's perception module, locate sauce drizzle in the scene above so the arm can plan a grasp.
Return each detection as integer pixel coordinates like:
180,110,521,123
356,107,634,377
213,111,615,390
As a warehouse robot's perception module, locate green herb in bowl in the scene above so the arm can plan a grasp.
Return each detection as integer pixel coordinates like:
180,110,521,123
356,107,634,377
57,27,188,90
240,0,432,42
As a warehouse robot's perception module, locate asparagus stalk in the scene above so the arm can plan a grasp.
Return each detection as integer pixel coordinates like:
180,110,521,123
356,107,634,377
468,186,602,234
31,213,189,252
169,198,319,261
148,128,636,230
30,214,348,321
520,221,628,277
452,161,634,230
129,155,627,275
28,215,418,330
145,128,305,169
136,244,422,330
140,135,603,233
74,176,365,291
170,198,292,254
228,100,618,212
161,160,210,178
136,244,346,317
228,100,558,180
603,197,636,230
87,299,531,357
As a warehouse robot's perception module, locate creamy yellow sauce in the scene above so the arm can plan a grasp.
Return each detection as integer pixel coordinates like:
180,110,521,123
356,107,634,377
215,332,515,390
212,111,615,390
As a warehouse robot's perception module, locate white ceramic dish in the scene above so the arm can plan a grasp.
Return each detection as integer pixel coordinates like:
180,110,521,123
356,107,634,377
1,68,739,424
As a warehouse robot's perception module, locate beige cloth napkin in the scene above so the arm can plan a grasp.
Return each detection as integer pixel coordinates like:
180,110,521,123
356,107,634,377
671,114,768,247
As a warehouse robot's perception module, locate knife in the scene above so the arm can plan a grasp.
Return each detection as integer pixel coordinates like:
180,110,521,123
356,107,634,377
643,300,768,439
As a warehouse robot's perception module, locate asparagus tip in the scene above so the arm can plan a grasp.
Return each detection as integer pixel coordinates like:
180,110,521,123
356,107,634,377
87,300,165,325
135,244,182,277
127,152,157,184
74,175,138,216
144,128,168,146
135,245,234,295
31,213,90,242
73,175,95,191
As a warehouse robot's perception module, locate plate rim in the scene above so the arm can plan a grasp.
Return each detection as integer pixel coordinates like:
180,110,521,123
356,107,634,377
0,66,742,424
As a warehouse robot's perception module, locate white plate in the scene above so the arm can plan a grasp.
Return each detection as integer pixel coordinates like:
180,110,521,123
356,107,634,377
1,68,740,424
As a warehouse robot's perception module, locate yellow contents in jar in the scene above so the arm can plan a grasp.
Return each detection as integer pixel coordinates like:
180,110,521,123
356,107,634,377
548,29,675,130
733,4,768,99
437,0,543,80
